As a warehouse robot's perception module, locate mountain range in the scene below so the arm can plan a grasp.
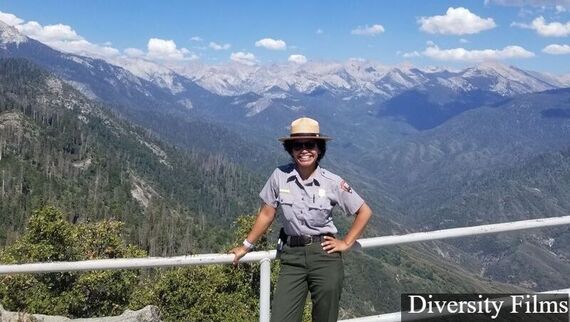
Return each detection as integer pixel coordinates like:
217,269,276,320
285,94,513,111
3,21,569,121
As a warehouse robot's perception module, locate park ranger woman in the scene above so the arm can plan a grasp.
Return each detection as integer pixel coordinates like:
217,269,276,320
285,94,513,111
230,117,372,322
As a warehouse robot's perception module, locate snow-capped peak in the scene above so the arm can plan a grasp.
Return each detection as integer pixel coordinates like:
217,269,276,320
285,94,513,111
160,58,565,98
459,61,564,95
0,21,27,45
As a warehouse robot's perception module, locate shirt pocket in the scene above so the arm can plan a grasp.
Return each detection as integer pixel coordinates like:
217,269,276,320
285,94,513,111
308,199,333,227
279,194,295,221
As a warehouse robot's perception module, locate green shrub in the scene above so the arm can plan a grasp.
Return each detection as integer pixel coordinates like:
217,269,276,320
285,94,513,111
0,206,146,318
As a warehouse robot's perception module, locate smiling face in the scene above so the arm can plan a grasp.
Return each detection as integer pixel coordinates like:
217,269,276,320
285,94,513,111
291,139,320,169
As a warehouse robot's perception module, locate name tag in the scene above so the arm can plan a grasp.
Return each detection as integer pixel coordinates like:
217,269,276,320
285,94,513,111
279,188,290,194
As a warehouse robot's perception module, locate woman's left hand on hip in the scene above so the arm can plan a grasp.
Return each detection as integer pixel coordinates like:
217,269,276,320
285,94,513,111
321,236,349,253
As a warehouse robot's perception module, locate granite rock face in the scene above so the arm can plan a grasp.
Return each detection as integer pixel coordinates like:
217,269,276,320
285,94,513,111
0,305,161,322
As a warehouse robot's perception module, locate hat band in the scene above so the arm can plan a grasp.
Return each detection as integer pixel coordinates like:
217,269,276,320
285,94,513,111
290,133,320,138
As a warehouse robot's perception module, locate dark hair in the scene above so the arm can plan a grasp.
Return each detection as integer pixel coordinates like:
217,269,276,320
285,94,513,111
283,140,327,162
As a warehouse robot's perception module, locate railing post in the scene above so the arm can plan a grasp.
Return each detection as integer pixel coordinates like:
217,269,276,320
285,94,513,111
259,258,271,322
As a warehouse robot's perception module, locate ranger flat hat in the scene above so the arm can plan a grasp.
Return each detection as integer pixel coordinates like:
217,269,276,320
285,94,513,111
278,117,332,142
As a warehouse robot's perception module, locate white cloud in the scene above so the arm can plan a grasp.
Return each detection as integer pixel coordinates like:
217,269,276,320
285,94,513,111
56,39,120,58
12,20,119,59
316,29,324,35
516,8,535,18
402,50,421,58
288,54,307,64
17,22,82,41
460,38,470,43
208,41,231,50
147,38,195,61
402,51,421,58
511,21,528,28
485,0,570,9
423,44,535,62
255,38,287,50
0,11,24,26
124,48,145,57
418,7,496,35
556,5,568,12
351,24,385,36
230,51,257,65
191,36,203,42
512,16,570,36
543,44,570,54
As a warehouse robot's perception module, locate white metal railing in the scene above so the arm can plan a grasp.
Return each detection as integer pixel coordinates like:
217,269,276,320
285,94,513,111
0,215,569,322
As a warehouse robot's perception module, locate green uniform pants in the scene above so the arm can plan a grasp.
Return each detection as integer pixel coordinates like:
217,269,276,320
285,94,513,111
270,243,344,322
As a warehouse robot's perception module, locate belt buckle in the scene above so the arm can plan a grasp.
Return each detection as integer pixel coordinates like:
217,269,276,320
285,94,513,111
303,235,312,246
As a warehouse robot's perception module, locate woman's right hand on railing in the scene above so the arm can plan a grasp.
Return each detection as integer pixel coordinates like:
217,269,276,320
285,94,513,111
229,246,249,267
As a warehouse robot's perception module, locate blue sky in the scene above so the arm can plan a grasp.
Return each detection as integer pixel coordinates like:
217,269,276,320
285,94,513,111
1,0,569,73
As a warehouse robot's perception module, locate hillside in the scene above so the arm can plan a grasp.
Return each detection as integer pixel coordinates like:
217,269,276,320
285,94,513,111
404,147,570,291
0,58,263,254
357,88,570,206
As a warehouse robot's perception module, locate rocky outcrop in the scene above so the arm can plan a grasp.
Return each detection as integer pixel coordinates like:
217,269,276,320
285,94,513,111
0,305,161,322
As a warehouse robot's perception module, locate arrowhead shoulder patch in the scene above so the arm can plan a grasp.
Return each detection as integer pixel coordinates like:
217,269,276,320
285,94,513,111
340,180,352,193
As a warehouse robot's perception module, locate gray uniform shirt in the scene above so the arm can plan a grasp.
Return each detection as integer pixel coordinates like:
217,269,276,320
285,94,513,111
259,163,365,236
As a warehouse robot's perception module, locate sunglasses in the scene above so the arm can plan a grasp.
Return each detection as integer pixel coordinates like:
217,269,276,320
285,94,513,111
292,141,317,151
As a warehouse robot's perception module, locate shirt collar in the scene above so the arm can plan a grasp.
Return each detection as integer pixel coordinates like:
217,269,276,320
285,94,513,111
287,164,322,186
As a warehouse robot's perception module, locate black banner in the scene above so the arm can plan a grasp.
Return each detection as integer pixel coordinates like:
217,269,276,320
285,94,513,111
401,293,569,321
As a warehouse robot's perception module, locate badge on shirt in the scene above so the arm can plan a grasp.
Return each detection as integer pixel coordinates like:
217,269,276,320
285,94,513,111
340,180,352,193
318,188,326,197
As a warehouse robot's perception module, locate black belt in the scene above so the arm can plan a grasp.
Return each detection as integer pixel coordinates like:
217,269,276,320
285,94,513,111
280,228,334,247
